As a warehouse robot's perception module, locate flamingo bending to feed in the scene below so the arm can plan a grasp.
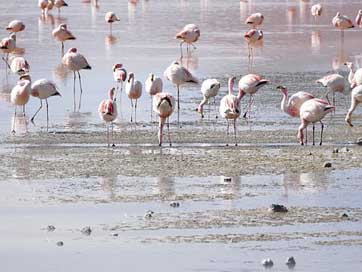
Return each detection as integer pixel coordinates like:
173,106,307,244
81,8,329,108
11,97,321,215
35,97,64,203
10,79,31,133
277,85,314,117
105,12,120,33
52,24,76,52
238,73,268,118
54,0,68,14
344,62,362,88
244,29,263,65
145,73,163,120
62,47,91,111
0,33,16,68
219,76,246,146
98,87,118,147
245,13,264,28
332,12,354,37
316,73,345,105
311,4,322,19
176,24,200,58
125,72,142,123
10,56,30,75
345,85,362,127
356,10,362,28
197,79,221,118
6,20,25,35
30,79,61,131
164,61,198,123
153,92,175,146
298,98,334,145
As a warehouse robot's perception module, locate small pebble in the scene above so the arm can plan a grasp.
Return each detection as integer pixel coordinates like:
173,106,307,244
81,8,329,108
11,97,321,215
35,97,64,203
340,147,350,153
47,225,56,232
112,233,119,237
261,258,274,268
224,177,232,182
332,148,339,154
56,241,64,247
323,162,332,168
81,226,92,236
341,213,349,218
170,202,180,208
286,256,296,268
269,204,288,213
356,137,362,145
144,210,154,219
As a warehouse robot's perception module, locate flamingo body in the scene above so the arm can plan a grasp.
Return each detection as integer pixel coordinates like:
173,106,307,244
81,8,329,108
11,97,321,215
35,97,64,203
345,62,362,88
176,24,200,45
62,48,91,71
316,73,345,104
311,4,322,17
146,74,163,96
245,13,264,28
105,12,120,23
164,61,198,86
356,10,362,27
11,80,31,107
10,57,30,75
6,20,25,33
153,92,175,146
277,86,314,117
52,24,76,43
333,12,354,30
244,29,263,44
31,79,60,99
197,79,220,116
125,73,142,100
238,74,268,95
0,34,16,52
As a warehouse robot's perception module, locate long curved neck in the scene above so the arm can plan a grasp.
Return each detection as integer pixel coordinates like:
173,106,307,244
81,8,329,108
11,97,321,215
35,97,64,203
237,90,245,101
280,90,289,113
228,79,234,95
348,66,355,85
198,97,208,112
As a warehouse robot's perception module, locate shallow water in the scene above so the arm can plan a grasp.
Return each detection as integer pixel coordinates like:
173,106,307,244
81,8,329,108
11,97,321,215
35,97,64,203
1,0,362,134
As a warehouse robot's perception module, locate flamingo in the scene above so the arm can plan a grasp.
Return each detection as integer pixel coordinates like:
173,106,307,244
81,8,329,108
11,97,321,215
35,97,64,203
298,98,334,145
54,0,68,14
0,33,16,68
153,92,175,146
98,87,118,147
105,12,120,33
277,85,315,117
311,4,322,19
316,73,345,105
197,79,221,118
244,29,263,65
6,20,25,35
125,72,142,123
30,79,61,131
176,24,200,58
219,76,246,146
10,79,31,133
10,56,30,75
112,63,127,95
62,47,91,111
164,61,198,123
245,13,264,28
238,73,268,118
39,0,54,14
52,24,76,53
332,12,354,38
356,10,362,28
344,62,362,88
345,85,362,127
145,73,163,120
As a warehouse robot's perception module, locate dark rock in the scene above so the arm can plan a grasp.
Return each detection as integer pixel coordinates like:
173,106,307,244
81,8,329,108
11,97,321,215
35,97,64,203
224,177,232,182
323,162,332,168
341,213,349,218
170,202,180,208
286,256,296,268
269,204,288,213
47,225,56,232
56,241,64,247
81,226,92,236
261,258,274,268
332,148,339,154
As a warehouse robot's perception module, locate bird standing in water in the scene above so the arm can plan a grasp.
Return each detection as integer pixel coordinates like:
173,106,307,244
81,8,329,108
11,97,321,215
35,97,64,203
145,73,163,120
175,24,200,58
197,79,221,119
125,72,142,123
153,92,175,146
98,87,118,147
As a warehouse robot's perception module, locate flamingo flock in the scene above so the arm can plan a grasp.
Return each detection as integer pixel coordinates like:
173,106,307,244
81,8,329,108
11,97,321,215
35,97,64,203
1,1,362,148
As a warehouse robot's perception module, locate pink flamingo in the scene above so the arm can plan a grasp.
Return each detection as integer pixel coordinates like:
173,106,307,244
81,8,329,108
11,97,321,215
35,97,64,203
10,79,31,133
125,72,142,123
356,10,362,28
277,85,314,117
298,98,334,145
176,24,200,58
238,73,268,118
6,20,25,35
0,33,16,68
62,47,91,111
332,12,354,38
153,92,175,146
112,63,127,95
244,28,263,65
219,76,245,146
98,87,118,147
311,4,322,19
10,56,30,75
54,0,68,14
345,85,362,127
52,24,76,53
197,79,221,118
30,79,61,131
105,12,120,33
344,62,362,88
39,0,54,14
316,73,345,105
245,13,264,28
145,73,163,120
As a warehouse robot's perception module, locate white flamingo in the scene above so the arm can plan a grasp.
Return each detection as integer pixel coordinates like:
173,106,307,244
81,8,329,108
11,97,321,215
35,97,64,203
345,85,362,127
356,10,362,28
311,4,322,19
54,0,68,14
125,72,142,123
316,73,345,105
6,20,25,35
98,87,118,147
245,13,264,28
176,24,200,58
332,12,354,38
0,33,16,68
10,56,30,75
52,24,76,52
345,62,362,88
145,73,163,120
197,79,221,118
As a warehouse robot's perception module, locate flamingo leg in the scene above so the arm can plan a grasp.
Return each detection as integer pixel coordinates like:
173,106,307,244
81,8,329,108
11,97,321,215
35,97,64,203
312,123,315,146
130,99,133,123
73,71,76,112
12,106,16,134
22,105,25,116
77,71,83,112
177,85,180,125
233,118,238,146
320,121,324,146
150,97,153,122
2,55,11,69
305,127,308,145
158,117,164,146
31,100,43,125
345,98,358,127
179,41,184,58
135,99,138,123
107,123,110,147
111,122,115,147
167,118,172,146
46,99,49,132
226,119,230,146
61,42,64,55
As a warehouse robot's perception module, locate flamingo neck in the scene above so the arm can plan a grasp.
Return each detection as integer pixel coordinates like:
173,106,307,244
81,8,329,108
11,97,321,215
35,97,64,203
198,97,208,113
348,66,355,85
237,90,246,101
228,79,234,95
280,89,289,114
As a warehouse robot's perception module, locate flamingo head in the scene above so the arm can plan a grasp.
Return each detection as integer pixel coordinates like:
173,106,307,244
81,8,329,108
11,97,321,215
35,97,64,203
335,12,341,17
68,47,77,53
358,10,362,15
276,85,288,95
228,76,236,93
109,87,116,100
10,33,16,41
148,73,155,81
127,72,135,82
172,61,180,66
112,63,123,71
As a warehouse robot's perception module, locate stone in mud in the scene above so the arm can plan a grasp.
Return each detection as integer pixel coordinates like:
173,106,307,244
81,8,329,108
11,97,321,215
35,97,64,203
47,225,56,232
323,162,332,168
286,256,296,268
356,138,362,145
340,147,350,153
341,213,349,218
261,258,274,268
112,233,119,237
81,226,92,235
269,204,288,213
332,148,339,154
170,202,180,208
144,210,154,219
224,177,232,182
56,241,64,246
